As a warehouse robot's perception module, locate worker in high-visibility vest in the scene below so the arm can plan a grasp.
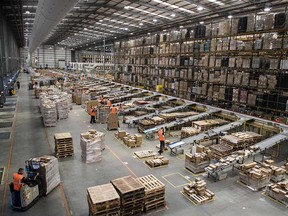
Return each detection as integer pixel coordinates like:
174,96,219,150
157,127,165,155
12,168,25,206
89,106,96,124
110,105,117,114
106,99,111,107
100,95,105,104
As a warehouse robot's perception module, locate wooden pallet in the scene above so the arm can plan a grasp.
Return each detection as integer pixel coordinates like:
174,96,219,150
144,199,165,212
136,174,165,195
111,176,145,198
56,153,74,158
134,150,157,159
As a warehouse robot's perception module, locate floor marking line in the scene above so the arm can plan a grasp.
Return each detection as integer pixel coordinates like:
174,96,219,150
1,92,19,216
44,121,71,216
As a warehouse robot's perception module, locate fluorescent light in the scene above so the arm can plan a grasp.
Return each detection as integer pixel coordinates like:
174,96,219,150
153,19,158,22
171,13,176,17
84,28,88,30
153,0,194,14
148,33,150,35
264,7,271,12
197,6,204,11
99,20,103,22
200,21,204,24
130,33,134,35
139,22,143,26
124,6,130,9
25,11,30,14
228,15,233,19
74,6,80,9
127,6,172,20
25,22,29,25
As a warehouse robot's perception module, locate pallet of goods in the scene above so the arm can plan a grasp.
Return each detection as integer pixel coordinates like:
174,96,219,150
239,162,271,191
54,132,74,158
136,175,165,212
134,150,157,159
261,160,286,183
111,176,145,216
185,146,212,173
56,97,69,120
87,183,121,216
265,179,288,207
107,113,119,130
219,131,262,150
80,130,105,163
145,156,169,168
159,111,198,121
42,101,57,127
192,119,228,132
181,127,199,139
97,106,110,124
115,130,142,148
29,155,61,195
183,178,215,205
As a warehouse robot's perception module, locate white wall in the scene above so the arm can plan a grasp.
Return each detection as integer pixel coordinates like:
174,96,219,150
20,45,72,68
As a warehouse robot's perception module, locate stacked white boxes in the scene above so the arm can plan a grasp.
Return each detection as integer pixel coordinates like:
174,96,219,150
80,130,105,163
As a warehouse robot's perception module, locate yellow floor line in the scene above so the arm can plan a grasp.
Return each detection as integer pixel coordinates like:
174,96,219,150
183,168,207,177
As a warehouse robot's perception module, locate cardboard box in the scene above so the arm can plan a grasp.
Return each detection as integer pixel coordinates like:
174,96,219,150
118,130,126,139
75,95,82,105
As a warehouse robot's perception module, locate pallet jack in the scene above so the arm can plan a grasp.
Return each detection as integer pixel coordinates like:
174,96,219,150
9,159,46,211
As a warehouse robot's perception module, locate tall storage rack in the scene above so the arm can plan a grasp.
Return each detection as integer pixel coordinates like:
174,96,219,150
114,11,288,117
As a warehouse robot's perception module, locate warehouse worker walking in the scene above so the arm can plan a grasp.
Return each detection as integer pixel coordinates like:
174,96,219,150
16,81,20,89
110,105,117,114
89,106,96,124
12,168,25,206
157,127,165,155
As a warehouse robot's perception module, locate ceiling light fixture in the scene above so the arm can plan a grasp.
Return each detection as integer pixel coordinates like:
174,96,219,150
139,22,143,26
264,3,271,12
84,28,88,30
228,15,233,19
124,6,130,9
171,13,176,17
153,0,194,14
128,6,172,20
24,11,30,14
200,21,204,24
197,6,204,11
153,19,158,22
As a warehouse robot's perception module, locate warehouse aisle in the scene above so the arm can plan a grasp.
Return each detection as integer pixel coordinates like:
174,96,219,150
0,73,67,216
1,73,288,216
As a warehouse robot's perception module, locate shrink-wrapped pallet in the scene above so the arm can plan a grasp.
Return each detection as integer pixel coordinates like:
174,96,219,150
80,130,105,163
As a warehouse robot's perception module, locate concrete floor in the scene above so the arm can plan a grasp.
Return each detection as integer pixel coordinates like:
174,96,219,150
0,73,287,216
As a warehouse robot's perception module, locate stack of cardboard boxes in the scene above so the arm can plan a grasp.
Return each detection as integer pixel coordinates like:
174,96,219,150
107,113,119,130
145,156,169,168
183,178,215,204
185,145,212,173
239,162,272,191
80,129,105,163
265,179,288,207
115,130,143,148
261,160,286,183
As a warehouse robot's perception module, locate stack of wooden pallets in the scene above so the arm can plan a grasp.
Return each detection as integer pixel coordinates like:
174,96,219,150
87,183,121,216
54,132,74,158
145,156,169,168
136,175,165,212
111,176,145,216
183,178,215,204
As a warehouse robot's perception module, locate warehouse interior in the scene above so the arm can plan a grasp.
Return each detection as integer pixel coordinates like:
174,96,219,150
1,0,288,216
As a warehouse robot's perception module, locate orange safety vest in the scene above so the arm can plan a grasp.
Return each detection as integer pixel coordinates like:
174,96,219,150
158,129,165,141
90,108,96,116
111,107,117,114
107,100,111,107
13,173,24,191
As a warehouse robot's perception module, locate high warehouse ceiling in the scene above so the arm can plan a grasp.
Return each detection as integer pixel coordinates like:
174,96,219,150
1,0,288,51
